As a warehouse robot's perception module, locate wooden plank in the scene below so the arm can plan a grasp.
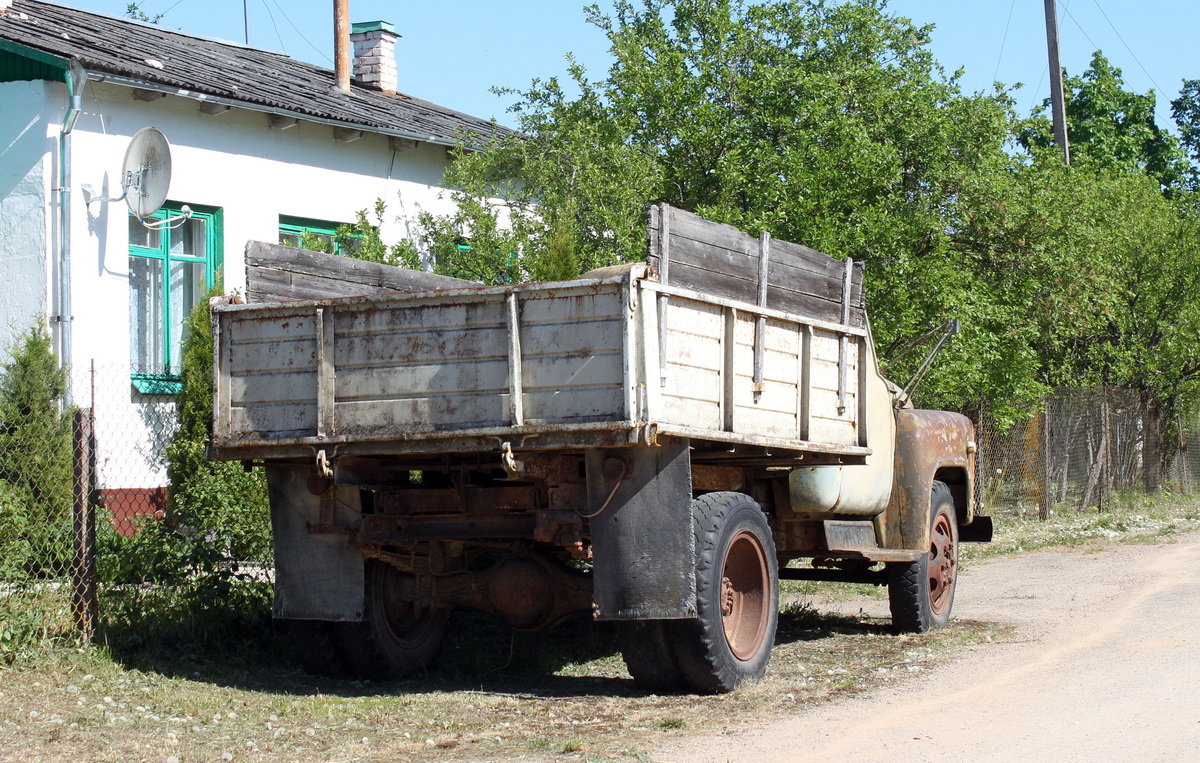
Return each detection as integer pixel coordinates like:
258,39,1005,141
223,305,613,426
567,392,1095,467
244,240,477,303
651,205,844,279
646,205,865,327
668,260,851,324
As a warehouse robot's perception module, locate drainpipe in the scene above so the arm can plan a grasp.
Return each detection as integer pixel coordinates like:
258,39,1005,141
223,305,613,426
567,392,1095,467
55,58,84,402
333,0,351,92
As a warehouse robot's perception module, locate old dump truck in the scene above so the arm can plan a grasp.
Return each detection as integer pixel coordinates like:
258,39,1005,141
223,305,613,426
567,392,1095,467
208,204,991,693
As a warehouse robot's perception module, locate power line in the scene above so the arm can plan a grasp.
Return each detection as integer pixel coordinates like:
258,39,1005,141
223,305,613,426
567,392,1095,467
257,0,286,53
1056,1,1101,55
265,0,333,65
1091,0,1163,94
994,0,1017,85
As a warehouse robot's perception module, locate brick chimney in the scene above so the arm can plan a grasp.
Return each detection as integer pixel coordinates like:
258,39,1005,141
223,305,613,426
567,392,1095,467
351,21,399,93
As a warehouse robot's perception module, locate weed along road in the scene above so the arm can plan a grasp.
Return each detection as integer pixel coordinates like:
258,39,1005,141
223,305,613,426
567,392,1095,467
658,530,1200,762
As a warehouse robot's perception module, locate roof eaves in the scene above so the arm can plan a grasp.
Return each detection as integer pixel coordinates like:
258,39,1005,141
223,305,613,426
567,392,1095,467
0,35,67,75
88,70,481,150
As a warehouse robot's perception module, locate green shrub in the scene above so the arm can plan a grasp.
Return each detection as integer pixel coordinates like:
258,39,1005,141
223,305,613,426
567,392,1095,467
98,293,272,649
0,322,73,574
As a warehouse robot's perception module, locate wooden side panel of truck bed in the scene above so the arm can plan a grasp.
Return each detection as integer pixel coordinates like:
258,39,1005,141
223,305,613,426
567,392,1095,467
211,270,869,460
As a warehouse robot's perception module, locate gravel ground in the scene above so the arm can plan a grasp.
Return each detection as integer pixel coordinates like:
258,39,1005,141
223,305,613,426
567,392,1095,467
657,528,1200,761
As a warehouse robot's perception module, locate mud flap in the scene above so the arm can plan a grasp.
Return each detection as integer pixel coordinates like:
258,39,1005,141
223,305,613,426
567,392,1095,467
586,439,696,620
266,465,365,621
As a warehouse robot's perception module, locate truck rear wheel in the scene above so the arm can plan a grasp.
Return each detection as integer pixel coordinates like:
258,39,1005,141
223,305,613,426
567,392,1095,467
618,620,686,692
335,560,449,680
287,619,346,677
669,492,779,694
888,480,958,633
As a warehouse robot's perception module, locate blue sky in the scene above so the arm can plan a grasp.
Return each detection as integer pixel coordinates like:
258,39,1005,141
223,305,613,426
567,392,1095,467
60,0,1200,130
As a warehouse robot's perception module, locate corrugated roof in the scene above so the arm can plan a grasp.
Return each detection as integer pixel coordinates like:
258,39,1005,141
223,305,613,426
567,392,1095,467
0,0,512,146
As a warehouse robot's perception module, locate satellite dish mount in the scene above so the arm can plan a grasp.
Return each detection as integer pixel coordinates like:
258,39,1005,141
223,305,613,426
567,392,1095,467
83,126,191,229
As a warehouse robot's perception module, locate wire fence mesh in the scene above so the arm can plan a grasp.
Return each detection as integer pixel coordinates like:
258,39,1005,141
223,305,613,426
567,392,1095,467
2,368,1199,656
976,387,1200,518
0,361,273,660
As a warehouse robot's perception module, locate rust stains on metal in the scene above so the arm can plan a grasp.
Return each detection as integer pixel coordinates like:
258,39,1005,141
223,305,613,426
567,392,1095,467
882,409,976,551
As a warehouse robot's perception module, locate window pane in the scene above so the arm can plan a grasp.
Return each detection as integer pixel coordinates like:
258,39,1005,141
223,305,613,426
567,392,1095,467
129,256,165,373
168,261,207,375
172,216,207,256
128,217,161,250
279,231,302,247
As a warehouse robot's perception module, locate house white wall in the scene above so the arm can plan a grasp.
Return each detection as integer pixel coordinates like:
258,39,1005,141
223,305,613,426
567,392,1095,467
0,79,51,353
56,79,465,494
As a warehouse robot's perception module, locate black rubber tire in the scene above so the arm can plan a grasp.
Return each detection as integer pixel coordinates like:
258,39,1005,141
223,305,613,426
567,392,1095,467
334,560,449,680
669,492,779,694
888,480,959,633
286,619,346,677
617,619,686,693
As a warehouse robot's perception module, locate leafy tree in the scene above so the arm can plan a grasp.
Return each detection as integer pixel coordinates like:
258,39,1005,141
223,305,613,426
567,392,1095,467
1060,174,1200,491
1170,79,1200,189
1023,51,1189,192
442,0,1026,415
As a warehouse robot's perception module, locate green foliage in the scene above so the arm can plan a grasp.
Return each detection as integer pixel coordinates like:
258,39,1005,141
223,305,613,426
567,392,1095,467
330,199,423,270
1171,79,1200,189
99,292,272,647
164,289,270,561
414,194,524,284
124,3,162,23
1023,52,1189,192
420,0,1200,437
0,322,73,578
436,0,1024,414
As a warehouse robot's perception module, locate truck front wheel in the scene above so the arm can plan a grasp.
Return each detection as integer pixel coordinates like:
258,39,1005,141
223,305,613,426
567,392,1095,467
887,480,958,632
335,560,449,680
669,492,779,694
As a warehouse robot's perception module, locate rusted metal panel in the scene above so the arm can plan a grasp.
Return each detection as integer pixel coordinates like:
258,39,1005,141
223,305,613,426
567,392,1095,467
880,409,977,551
821,520,920,562
587,439,696,620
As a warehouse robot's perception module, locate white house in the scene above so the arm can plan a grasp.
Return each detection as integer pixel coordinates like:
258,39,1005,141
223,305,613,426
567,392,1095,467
0,0,509,530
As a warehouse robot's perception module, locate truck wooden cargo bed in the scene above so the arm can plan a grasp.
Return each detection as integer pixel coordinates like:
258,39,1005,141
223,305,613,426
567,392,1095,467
210,205,870,463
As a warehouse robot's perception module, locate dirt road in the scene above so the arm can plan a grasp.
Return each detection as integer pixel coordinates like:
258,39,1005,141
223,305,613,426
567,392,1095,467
658,531,1200,762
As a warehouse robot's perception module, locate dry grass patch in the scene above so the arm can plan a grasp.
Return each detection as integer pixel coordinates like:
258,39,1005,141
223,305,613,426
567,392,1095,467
0,604,1004,762
8,497,1196,760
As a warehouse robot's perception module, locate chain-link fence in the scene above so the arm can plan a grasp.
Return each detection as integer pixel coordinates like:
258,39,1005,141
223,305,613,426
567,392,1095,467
976,387,1200,518
3,367,1198,655
1,359,272,661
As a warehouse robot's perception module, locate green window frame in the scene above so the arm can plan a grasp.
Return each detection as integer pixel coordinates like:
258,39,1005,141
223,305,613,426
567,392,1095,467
279,215,357,256
128,203,222,394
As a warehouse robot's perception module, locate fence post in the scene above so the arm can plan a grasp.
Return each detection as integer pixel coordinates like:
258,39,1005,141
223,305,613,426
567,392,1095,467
72,407,96,643
1039,402,1051,520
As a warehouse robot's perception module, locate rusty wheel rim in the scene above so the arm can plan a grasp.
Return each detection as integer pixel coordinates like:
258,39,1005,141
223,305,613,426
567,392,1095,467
378,566,439,648
927,510,957,617
720,529,770,661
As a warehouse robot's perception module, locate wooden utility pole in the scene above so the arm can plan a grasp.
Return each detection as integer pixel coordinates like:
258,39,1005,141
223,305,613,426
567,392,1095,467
1044,0,1071,164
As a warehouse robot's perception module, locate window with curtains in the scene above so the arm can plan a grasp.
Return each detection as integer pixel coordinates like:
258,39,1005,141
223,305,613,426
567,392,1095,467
128,203,221,394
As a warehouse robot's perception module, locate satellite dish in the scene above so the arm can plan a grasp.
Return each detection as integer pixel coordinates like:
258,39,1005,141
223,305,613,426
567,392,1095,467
122,126,172,220
82,126,191,229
